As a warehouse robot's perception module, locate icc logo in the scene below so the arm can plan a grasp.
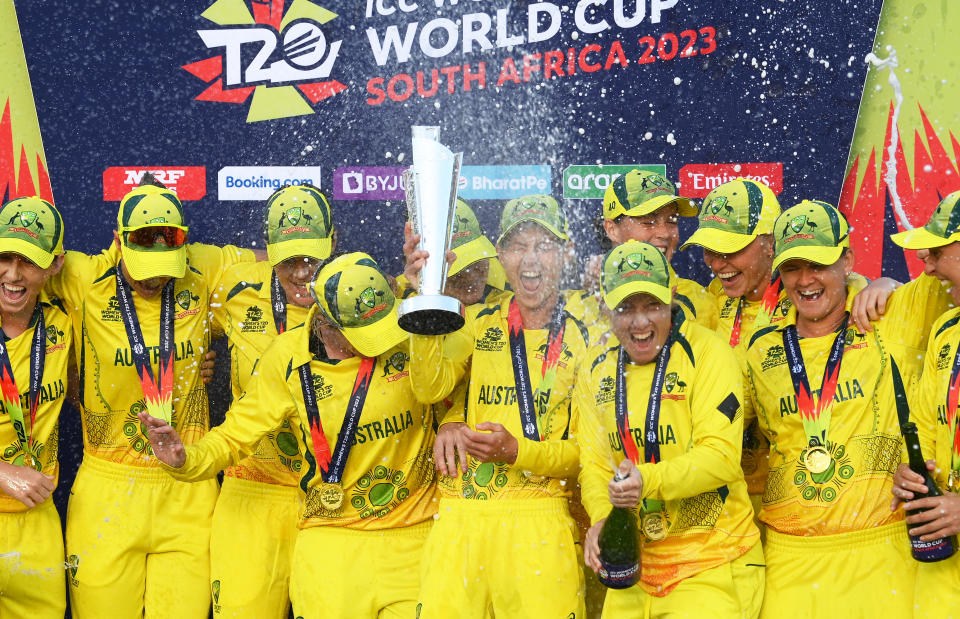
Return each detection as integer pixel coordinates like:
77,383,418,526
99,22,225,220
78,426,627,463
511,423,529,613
185,1,347,122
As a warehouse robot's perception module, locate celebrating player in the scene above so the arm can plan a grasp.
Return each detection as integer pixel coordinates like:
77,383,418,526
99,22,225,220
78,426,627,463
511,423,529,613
140,254,439,618
0,197,72,618
745,200,952,617
206,184,335,617
578,240,763,616
51,184,257,617
410,195,591,617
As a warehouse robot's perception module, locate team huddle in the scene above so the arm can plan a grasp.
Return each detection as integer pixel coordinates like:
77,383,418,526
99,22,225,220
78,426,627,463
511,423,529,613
0,168,958,618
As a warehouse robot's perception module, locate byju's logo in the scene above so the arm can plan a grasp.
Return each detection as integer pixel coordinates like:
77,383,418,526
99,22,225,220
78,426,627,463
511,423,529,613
333,167,408,201
183,1,346,122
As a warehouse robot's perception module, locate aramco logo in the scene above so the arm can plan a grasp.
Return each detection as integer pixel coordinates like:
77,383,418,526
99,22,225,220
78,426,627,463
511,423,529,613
182,0,346,122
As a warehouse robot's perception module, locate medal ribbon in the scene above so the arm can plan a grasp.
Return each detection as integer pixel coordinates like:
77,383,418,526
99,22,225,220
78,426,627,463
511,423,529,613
614,311,682,515
944,342,960,472
0,305,46,456
300,356,376,483
116,269,175,422
507,297,566,442
729,274,782,348
270,271,287,335
781,315,848,451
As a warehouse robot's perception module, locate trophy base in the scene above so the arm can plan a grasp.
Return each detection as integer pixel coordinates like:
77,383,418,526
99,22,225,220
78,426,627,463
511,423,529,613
398,295,465,335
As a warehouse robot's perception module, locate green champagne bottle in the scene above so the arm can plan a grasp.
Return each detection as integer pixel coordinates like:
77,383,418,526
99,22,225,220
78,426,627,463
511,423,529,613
597,473,640,588
901,422,958,562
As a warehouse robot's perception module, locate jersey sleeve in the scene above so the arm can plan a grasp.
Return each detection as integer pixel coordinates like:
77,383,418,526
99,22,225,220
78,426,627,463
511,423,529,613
637,336,745,501
408,326,474,404
188,242,257,285
513,419,580,479
912,312,956,463
46,250,109,308
879,274,953,351
575,364,615,525
163,341,296,481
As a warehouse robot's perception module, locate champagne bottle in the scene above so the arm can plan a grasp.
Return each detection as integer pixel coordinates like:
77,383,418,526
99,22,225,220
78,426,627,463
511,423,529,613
597,473,641,589
901,422,958,562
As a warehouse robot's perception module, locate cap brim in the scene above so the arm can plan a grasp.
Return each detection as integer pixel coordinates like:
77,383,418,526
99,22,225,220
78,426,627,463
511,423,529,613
267,237,333,266
623,195,699,218
0,238,55,268
341,306,409,358
890,227,955,250
449,236,498,277
602,281,672,310
120,243,187,280
772,246,843,272
497,220,569,244
681,228,756,254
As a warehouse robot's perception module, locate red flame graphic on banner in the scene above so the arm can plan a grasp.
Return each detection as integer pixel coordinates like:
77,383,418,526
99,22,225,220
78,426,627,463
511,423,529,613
839,102,960,279
0,99,53,204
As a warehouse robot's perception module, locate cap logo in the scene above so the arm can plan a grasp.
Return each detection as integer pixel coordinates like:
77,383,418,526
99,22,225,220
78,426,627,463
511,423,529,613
615,252,654,279
17,211,38,228
709,196,729,215
145,217,168,225
640,174,670,194
356,286,388,320
451,214,473,241
7,210,42,239
789,215,808,234
283,207,302,226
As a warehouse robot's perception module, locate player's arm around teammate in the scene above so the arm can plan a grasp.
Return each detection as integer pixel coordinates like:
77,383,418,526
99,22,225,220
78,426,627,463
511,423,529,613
0,197,72,619
142,254,439,619
578,241,762,619
745,200,953,619
889,190,960,618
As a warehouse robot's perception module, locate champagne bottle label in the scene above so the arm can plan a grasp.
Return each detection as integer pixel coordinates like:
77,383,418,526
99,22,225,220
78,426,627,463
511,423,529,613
910,535,957,562
598,560,640,589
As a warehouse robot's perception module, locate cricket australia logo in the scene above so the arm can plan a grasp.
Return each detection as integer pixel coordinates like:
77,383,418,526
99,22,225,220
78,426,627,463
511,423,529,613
703,195,732,224
67,555,80,588
45,325,66,353
211,580,222,613
617,252,653,277
175,290,201,319
781,215,817,243
7,210,43,239
382,351,409,382
183,0,346,122
355,287,387,320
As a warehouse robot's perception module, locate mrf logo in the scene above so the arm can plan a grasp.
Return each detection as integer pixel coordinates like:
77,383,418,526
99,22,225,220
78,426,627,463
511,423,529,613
183,0,346,122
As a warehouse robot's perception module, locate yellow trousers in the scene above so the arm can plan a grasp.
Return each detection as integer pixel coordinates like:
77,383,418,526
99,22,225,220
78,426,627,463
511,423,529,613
289,519,431,619
210,476,299,618
66,456,218,618
914,552,960,618
0,499,65,619
418,497,586,619
761,520,915,619
601,542,764,619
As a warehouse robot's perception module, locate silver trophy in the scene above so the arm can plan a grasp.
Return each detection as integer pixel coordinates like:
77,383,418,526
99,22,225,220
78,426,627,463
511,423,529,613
397,126,465,335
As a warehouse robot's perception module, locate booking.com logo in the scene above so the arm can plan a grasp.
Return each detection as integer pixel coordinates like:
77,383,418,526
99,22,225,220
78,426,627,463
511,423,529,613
182,0,347,123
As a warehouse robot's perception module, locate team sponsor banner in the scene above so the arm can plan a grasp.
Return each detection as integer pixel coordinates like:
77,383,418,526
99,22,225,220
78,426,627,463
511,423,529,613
841,0,960,280
563,164,666,199
678,163,783,198
12,0,884,277
218,166,323,201
333,166,406,201
0,0,52,203
458,165,551,200
103,167,207,201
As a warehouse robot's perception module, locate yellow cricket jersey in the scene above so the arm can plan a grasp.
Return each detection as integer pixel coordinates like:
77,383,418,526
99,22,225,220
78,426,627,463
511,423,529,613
576,316,758,596
47,244,254,467
410,291,595,501
912,306,960,482
745,274,953,536
210,260,311,486
675,273,718,331
0,296,73,512
165,319,438,531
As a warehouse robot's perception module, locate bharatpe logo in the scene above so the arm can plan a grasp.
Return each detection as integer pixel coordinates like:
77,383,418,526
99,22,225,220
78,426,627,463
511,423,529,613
218,166,322,201
183,0,346,123
102,167,207,201
458,166,551,200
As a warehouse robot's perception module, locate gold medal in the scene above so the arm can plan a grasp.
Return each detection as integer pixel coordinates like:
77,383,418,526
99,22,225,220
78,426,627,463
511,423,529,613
803,446,832,474
948,470,960,493
319,483,344,511
641,512,667,542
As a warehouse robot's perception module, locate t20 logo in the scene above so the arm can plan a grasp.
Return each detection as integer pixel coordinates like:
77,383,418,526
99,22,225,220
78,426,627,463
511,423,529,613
184,1,347,122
